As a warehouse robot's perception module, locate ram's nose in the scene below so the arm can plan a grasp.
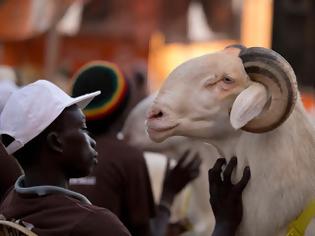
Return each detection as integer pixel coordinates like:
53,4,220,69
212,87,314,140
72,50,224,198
147,106,165,120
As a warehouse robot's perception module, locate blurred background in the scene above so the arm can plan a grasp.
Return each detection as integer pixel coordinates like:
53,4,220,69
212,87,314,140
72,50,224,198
0,0,314,115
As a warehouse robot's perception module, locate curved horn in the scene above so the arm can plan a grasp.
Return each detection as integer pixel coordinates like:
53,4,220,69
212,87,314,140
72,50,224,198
239,47,298,133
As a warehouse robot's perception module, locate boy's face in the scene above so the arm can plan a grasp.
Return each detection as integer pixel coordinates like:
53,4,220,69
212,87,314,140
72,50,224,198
56,105,98,178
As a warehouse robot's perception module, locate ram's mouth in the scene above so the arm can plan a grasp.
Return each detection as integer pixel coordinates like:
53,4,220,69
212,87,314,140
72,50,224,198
145,119,179,142
146,122,179,132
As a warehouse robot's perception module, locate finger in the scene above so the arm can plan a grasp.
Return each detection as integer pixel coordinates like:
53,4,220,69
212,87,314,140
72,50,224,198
186,153,202,171
189,169,200,180
175,150,190,168
223,156,237,185
208,158,226,197
235,166,251,192
208,158,226,187
164,157,171,178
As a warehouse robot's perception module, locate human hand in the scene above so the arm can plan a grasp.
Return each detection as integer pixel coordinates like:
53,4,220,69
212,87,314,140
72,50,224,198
161,151,201,205
209,157,250,235
166,217,192,236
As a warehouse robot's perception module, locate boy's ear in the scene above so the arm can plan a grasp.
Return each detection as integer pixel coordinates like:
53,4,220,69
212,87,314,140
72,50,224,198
230,83,268,130
47,132,63,153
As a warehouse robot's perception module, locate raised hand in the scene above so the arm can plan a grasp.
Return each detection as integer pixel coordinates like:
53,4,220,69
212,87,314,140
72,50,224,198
161,150,201,206
209,157,250,236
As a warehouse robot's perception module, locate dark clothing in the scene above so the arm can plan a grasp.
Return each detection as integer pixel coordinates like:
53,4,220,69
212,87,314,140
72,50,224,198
0,176,130,236
0,143,22,202
70,136,156,236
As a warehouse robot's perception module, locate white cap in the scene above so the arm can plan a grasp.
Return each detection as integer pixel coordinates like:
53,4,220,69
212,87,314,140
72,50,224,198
0,80,100,154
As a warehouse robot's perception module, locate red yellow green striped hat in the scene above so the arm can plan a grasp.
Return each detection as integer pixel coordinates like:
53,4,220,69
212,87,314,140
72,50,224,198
72,61,129,123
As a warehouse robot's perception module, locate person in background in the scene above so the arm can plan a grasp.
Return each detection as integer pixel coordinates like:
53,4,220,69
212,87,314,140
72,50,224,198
70,61,201,236
0,66,22,202
0,80,131,235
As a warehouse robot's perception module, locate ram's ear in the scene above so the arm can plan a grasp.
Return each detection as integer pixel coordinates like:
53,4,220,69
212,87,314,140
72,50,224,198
230,83,269,130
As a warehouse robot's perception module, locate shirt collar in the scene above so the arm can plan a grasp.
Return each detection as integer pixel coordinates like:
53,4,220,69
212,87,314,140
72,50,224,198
14,175,91,205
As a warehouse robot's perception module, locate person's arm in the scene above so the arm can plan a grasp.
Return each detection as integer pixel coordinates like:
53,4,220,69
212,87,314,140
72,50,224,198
209,157,251,236
0,142,22,202
151,151,201,236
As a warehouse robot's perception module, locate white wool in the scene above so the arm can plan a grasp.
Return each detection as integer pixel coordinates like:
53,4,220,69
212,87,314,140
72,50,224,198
122,95,218,236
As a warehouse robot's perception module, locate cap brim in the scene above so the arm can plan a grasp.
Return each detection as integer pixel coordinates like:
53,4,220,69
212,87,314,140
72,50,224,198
69,91,101,109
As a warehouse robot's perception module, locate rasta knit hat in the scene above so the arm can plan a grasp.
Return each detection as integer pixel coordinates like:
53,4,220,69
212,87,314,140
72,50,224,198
72,61,130,133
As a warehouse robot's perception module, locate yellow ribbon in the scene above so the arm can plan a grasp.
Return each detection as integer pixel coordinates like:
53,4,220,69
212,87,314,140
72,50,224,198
287,200,315,236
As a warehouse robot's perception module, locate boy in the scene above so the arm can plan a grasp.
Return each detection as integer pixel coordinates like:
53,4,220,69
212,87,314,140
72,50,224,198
0,80,130,235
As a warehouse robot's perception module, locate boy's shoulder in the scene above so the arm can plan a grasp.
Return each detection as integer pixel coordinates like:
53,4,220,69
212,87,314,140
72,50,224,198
60,195,131,236
70,206,131,236
1,190,131,236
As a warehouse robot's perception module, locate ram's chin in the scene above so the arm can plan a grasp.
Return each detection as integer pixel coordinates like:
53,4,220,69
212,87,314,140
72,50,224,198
146,127,175,143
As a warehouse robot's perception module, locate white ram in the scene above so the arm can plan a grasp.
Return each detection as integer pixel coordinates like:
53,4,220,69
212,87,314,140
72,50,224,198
122,94,219,236
146,46,315,235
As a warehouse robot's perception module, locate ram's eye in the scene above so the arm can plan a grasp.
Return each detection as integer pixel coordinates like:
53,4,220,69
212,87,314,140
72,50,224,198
223,76,234,84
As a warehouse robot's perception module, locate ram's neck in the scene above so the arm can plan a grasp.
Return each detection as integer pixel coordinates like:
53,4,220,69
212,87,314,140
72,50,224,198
206,131,241,159
207,100,315,235
207,100,315,169
239,101,315,170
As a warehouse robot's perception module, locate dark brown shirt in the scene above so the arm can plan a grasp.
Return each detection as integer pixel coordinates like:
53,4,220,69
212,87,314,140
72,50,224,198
0,143,22,202
70,136,156,236
0,177,131,236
